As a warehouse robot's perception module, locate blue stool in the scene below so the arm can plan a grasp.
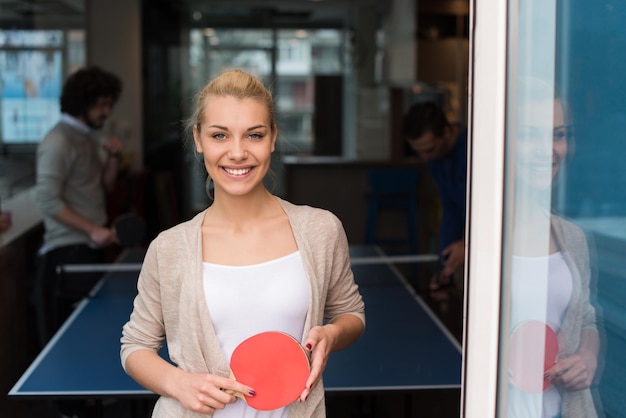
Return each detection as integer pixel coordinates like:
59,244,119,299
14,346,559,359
365,167,420,254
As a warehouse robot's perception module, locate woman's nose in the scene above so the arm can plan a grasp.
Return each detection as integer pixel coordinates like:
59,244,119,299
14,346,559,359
228,138,248,160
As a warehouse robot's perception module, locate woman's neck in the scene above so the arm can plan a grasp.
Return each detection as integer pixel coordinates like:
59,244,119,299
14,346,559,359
205,187,279,227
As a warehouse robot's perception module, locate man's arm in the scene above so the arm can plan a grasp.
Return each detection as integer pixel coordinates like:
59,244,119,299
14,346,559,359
101,136,123,192
441,238,465,279
54,205,116,247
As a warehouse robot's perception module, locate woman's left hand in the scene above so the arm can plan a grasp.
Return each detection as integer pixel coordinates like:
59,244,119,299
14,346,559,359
298,324,339,402
297,314,364,402
547,348,597,391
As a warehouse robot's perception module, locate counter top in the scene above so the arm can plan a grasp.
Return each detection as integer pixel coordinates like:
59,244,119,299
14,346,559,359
0,187,42,249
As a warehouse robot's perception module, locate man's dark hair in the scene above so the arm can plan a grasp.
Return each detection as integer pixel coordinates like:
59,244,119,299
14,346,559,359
402,101,450,140
60,66,122,116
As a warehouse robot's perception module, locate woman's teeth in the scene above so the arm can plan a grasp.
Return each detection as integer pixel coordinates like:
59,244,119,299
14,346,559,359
224,167,251,176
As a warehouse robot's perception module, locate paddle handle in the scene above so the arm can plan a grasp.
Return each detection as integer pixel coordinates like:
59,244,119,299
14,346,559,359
223,389,246,400
223,370,246,400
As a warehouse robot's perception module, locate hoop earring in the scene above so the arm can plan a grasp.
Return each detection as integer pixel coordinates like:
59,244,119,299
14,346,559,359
205,175,214,200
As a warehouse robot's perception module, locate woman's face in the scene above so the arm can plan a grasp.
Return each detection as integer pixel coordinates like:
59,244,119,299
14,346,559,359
193,95,277,198
515,99,568,190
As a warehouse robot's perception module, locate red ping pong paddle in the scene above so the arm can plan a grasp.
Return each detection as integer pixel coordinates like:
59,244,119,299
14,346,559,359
508,320,559,393
226,331,310,411
112,214,145,247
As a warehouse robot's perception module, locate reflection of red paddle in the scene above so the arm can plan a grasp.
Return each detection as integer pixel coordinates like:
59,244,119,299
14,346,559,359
112,214,145,247
227,331,310,411
509,320,559,393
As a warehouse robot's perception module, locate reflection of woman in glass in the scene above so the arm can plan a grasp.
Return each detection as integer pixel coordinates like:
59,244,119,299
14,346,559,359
508,80,602,417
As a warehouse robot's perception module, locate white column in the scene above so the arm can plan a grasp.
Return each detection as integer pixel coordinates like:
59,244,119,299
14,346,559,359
462,0,508,416
87,0,143,172
384,0,416,85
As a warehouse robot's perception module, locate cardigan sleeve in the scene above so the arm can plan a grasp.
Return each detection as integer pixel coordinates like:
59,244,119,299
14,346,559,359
575,227,597,331
120,238,167,371
555,215,598,332
322,213,366,326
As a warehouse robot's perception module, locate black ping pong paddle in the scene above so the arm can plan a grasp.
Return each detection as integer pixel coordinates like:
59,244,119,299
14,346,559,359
112,214,145,247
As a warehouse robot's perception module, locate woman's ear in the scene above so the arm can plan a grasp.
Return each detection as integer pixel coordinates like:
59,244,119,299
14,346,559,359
271,125,278,152
193,124,203,153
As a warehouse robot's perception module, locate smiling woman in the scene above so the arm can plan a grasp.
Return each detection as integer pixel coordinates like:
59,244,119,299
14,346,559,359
185,70,278,202
192,93,277,201
120,69,365,418
505,77,601,418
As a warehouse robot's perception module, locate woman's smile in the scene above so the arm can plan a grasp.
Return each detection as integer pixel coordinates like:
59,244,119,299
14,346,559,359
222,166,253,176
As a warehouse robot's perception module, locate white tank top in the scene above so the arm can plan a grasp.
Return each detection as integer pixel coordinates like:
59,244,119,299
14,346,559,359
203,251,310,418
508,251,573,418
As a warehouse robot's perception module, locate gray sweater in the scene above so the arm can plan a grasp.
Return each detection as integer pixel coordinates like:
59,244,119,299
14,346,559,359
121,198,366,417
35,121,107,251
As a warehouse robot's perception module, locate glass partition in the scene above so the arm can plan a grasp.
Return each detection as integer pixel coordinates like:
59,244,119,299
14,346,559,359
466,0,626,416
495,0,626,416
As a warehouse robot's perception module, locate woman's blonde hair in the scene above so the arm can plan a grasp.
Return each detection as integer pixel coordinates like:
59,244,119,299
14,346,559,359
184,69,276,143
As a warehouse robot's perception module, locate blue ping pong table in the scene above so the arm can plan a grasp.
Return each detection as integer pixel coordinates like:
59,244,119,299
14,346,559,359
9,246,461,400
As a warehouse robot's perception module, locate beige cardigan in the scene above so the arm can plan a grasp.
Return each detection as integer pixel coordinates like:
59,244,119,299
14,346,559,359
552,216,603,418
120,197,366,417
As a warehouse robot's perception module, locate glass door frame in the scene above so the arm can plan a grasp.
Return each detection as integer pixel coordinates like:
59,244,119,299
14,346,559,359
462,0,510,416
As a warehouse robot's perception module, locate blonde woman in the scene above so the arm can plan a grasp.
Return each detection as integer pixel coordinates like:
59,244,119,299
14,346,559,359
120,69,365,417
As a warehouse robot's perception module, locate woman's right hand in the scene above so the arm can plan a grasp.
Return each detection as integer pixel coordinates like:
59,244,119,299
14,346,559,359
172,371,256,414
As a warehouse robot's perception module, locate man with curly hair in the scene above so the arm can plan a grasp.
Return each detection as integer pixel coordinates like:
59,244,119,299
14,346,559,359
34,66,123,345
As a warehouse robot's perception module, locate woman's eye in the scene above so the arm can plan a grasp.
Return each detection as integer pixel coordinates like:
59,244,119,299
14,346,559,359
212,133,226,140
553,130,567,142
249,133,264,140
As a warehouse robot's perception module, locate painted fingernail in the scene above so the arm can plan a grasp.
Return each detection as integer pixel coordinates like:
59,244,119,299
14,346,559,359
249,389,256,396
306,343,312,350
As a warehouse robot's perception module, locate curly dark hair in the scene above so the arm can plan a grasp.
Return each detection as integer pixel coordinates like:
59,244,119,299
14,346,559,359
60,66,122,116
402,101,450,140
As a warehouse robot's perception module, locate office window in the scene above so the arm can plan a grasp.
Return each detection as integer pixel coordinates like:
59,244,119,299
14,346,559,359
276,29,343,154
0,29,85,148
